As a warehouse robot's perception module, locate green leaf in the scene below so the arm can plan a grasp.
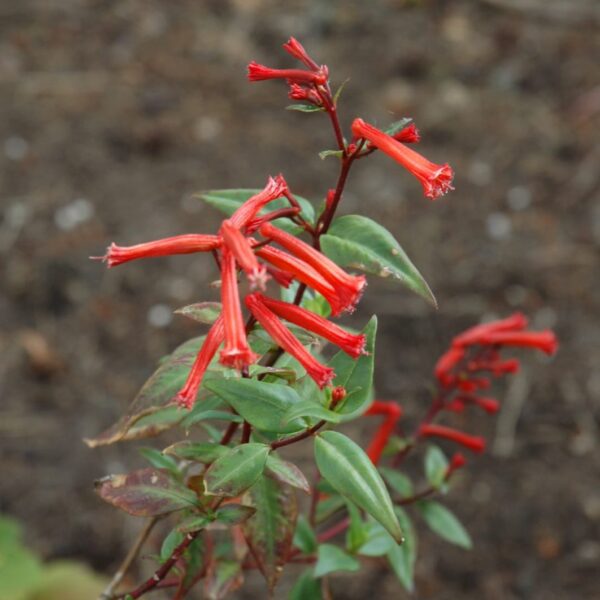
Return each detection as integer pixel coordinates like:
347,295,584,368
333,78,350,106
379,467,414,498
293,515,317,554
215,504,256,525
345,502,368,553
94,468,198,516
286,103,325,113
289,569,322,600
282,400,342,425
164,441,229,464
242,476,298,591
358,520,396,557
319,149,344,160
204,444,270,497
85,336,210,447
266,454,311,494
314,431,403,543
197,188,315,235
314,544,360,577
160,529,184,561
424,445,449,489
205,378,305,434
388,507,417,592
175,302,222,325
178,515,212,534
321,215,436,306
329,316,377,419
138,447,179,473
418,500,472,549
383,117,413,136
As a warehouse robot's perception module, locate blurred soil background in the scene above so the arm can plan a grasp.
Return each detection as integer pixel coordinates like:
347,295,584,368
1,0,599,598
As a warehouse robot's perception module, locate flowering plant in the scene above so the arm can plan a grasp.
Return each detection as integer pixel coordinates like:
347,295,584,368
90,38,558,599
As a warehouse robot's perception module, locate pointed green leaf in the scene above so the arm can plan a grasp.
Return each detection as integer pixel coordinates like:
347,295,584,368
164,442,229,464
282,400,342,425
383,117,413,136
242,476,297,591
286,103,325,113
266,453,311,494
138,447,179,473
314,544,360,577
345,502,368,553
329,316,377,419
205,378,305,434
160,529,185,560
319,149,344,160
418,500,472,549
314,431,403,543
379,467,414,498
358,520,396,557
94,468,198,516
197,188,315,235
424,445,449,489
293,515,318,554
388,507,417,592
215,504,256,525
204,444,270,497
177,515,212,534
204,560,243,600
321,215,436,306
175,302,222,325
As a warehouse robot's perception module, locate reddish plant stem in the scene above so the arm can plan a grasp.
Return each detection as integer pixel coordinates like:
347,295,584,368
219,420,239,446
318,517,350,543
271,419,326,450
118,531,200,599
241,421,252,443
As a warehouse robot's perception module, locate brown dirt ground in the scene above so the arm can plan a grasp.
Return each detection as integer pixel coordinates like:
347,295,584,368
1,1,599,599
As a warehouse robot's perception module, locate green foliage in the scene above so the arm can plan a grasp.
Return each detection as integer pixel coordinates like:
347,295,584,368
164,441,229,463
160,528,185,561
293,515,318,554
286,103,325,113
387,507,417,592
424,445,449,489
329,316,377,418
379,467,414,498
204,444,270,497
418,500,472,549
289,570,322,600
321,215,436,306
205,378,306,434
197,188,315,235
314,544,360,577
215,504,256,525
175,302,222,325
383,117,413,136
265,453,311,494
314,431,403,543
242,476,298,591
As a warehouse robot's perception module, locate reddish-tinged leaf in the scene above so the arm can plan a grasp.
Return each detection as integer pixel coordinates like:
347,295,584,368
204,559,244,600
265,453,311,494
242,476,298,592
94,468,197,517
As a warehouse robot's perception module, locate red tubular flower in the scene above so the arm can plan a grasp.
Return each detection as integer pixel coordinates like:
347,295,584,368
351,118,454,200
288,83,322,105
452,312,528,347
259,222,366,314
364,401,403,465
445,452,467,478
220,220,268,290
228,176,288,230
282,37,320,71
97,235,222,268
472,396,500,414
247,61,327,85
258,294,366,358
478,330,559,355
468,357,521,376
434,346,466,386
256,245,345,315
174,316,225,409
219,249,258,370
265,266,294,288
394,123,421,144
419,424,486,453
245,293,334,388
457,377,490,392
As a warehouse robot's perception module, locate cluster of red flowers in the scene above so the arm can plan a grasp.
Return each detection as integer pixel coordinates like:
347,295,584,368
248,38,454,200
97,176,367,409
418,313,559,452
